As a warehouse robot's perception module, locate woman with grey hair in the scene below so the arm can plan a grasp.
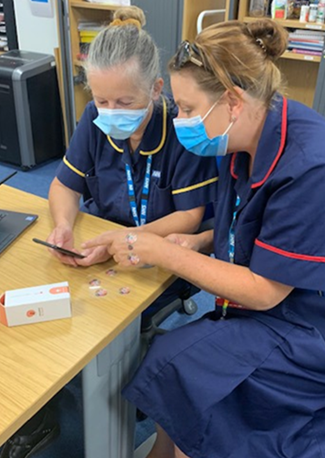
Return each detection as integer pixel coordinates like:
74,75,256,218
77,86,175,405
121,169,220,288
48,5,218,327
0,7,218,458
48,6,217,269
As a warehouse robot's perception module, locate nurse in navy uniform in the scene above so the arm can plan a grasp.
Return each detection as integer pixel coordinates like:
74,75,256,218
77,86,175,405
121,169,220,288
84,18,325,458
48,5,218,326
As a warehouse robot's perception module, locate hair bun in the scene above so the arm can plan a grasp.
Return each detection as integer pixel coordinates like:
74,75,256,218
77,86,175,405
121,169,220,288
112,6,146,29
247,18,288,61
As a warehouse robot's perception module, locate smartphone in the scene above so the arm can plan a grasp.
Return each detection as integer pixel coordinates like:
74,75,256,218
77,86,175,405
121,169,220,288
32,238,86,259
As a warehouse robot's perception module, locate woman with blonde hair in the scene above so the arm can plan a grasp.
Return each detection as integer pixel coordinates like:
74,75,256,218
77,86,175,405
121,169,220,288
85,18,325,458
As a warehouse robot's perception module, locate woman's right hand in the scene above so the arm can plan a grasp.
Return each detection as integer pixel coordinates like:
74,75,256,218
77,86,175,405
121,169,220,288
165,233,201,252
47,224,80,267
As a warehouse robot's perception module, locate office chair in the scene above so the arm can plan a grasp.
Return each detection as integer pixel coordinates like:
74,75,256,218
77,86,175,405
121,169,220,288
140,283,200,347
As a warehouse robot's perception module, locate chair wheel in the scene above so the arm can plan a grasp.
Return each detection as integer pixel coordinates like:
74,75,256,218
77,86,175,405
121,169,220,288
183,299,198,315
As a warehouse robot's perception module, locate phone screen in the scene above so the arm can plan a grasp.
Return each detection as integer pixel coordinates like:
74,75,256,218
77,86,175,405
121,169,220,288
32,238,85,259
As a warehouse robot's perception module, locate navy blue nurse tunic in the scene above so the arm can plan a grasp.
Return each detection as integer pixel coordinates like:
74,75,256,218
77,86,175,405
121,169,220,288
123,96,325,458
56,96,218,320
56,96,218,226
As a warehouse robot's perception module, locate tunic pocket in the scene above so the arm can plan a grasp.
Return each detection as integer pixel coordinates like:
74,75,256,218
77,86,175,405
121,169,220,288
236,218,262,265
84,174,100,204
147,182,175,221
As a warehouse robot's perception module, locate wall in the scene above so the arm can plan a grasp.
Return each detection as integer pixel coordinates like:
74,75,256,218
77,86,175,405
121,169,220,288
13,0,58,55
132,0,184,91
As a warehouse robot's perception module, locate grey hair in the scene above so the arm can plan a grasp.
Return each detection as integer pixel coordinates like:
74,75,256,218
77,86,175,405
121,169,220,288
85,25,161,94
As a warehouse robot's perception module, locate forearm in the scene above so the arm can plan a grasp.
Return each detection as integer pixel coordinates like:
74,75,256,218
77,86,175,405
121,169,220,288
48,178,81,228
138,207,205,237
152,240,292,310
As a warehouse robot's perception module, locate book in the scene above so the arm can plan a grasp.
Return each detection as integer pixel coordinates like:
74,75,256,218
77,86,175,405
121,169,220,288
289,38,324,44
288,43,323,50
290,48,322,56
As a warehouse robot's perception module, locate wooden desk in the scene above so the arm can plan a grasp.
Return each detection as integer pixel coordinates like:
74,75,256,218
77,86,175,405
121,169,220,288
0,186,175,457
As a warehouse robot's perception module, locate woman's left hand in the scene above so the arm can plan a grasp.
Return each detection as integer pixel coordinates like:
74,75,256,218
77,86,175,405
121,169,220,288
74,245,112,267
82,230,163,268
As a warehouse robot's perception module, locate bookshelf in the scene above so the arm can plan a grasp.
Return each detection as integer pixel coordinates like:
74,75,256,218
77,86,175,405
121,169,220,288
0,0,18,54
0,2,6,54
182,0,230,41
62,0,120,123
237,0,325,107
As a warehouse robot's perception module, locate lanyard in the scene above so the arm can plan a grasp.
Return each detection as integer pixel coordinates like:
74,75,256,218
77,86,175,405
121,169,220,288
221,194,241,319
125,154,152,227
228,194,241,264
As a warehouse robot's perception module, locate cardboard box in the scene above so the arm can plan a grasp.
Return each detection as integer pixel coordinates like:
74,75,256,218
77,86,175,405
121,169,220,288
0,282,71,327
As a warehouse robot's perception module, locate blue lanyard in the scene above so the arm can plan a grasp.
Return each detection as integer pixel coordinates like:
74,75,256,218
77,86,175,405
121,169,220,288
125,154,152,226
220,194,241,319
228,194,241,263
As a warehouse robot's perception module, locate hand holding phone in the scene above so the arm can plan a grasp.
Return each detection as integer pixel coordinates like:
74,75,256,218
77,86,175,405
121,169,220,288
32,238,86,259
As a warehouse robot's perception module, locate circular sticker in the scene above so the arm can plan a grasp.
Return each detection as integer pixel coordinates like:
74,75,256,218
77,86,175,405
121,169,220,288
89,278,101,289
119,286,131,295
105,269,117,277
95,288,108,297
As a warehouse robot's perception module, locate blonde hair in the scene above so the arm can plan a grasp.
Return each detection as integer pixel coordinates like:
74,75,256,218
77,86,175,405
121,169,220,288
169,19,288,106
110,6,146,29
86,6,160,94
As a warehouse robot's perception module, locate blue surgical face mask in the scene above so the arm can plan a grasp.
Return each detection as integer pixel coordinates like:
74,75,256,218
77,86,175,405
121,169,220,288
93,102,151,140
173,101,234,157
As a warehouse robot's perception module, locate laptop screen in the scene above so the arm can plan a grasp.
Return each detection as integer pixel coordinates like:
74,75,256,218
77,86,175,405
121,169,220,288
0,171,38,254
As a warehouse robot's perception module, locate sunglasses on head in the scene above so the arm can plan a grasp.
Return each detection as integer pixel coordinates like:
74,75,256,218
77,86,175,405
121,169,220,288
173,40,203,70
173,40,247,90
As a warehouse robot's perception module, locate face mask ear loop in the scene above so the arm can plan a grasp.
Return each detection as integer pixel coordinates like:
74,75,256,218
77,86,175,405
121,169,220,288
222,116,236,137
202,100,219,123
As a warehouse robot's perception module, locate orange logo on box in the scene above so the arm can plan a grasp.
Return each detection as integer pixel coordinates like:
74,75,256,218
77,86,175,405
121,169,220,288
26,310,36,318
49,286,69,295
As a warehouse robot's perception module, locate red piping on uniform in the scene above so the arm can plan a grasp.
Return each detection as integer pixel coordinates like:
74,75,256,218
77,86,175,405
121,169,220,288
230,153,238,179
251,98,287,189
255,238,325,263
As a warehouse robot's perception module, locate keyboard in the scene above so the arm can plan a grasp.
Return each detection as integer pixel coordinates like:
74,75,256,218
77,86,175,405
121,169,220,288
0,233,15,251
0,212,14,251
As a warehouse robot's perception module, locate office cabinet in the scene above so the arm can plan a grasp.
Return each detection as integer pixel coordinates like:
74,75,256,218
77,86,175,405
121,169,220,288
182,0,230,41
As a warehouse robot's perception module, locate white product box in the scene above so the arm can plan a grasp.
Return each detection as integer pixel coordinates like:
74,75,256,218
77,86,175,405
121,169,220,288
0,282,71,327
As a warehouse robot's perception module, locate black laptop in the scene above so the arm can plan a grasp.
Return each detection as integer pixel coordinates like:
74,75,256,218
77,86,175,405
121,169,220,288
0,171,38,254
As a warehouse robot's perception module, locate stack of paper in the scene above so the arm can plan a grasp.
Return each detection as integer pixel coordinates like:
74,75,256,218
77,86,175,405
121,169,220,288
77,21,108,60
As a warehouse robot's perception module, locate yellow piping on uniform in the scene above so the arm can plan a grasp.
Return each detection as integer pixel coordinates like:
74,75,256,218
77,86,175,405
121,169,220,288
140,97,167,155
63,156,85,177
172,176,218,195
107,135,124,153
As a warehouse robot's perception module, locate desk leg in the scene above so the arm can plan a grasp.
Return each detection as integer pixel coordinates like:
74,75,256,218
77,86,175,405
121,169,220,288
82,317,141,458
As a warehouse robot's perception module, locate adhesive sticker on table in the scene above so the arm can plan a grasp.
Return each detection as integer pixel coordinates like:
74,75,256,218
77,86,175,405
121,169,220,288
88,278,101,289
105,268,117,276
119,286,131,295
95,288,108,297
